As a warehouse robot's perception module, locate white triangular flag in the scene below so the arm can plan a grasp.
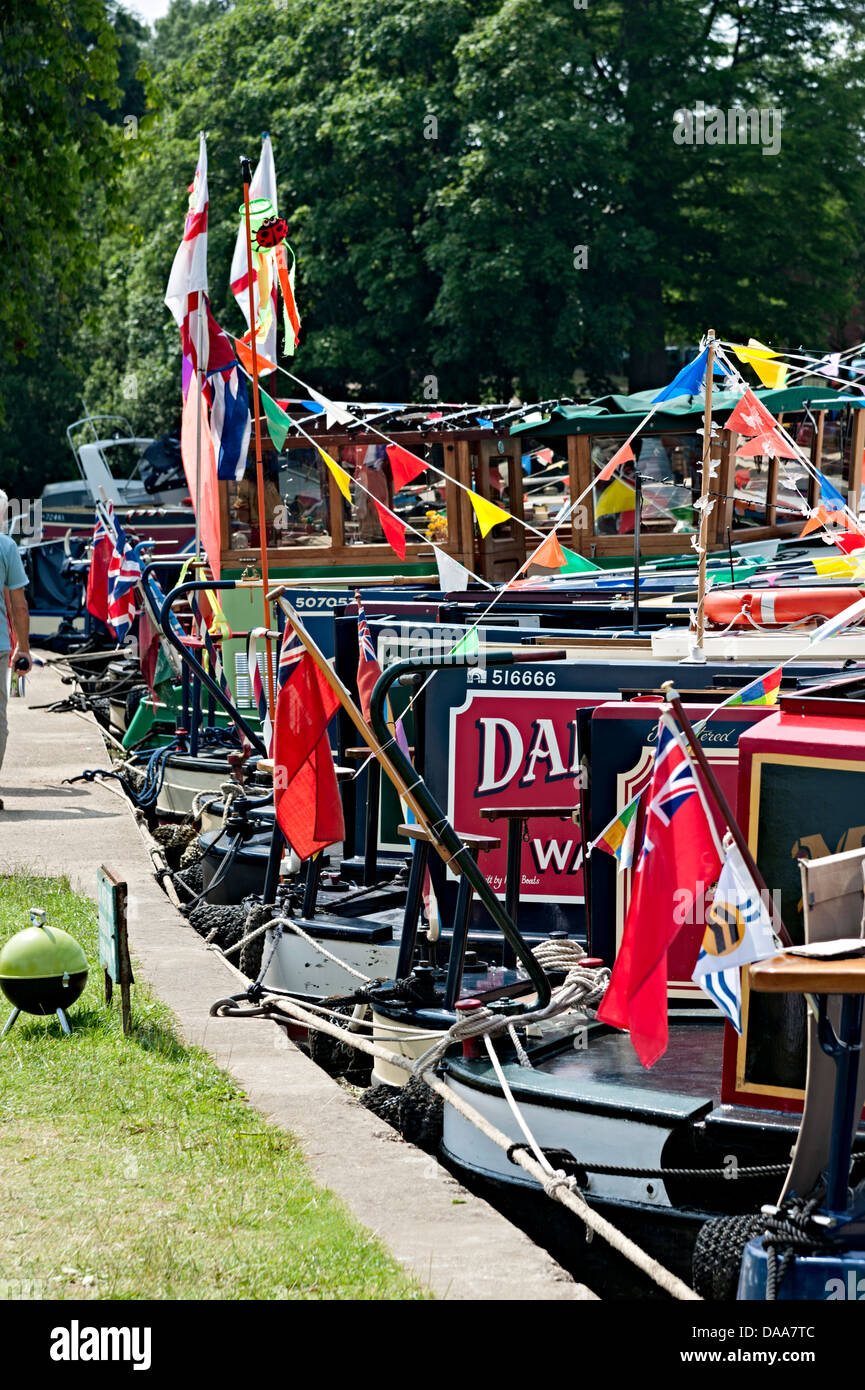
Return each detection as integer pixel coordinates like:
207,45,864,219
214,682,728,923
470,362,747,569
434,546,472,592
307,386,355,428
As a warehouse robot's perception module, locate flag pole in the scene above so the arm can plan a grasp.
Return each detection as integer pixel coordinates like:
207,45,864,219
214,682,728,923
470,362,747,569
241,155,277,719
694,329,716,654
193,289,205,561
660,680,791,945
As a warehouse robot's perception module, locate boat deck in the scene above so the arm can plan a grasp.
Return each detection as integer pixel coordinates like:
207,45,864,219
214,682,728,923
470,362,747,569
540,1018,723,1101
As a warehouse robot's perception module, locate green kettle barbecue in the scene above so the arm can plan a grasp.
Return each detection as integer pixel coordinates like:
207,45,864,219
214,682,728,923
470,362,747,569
0,908,88,1037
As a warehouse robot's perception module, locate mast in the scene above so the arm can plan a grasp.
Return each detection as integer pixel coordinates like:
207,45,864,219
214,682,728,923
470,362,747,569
240,156,276,717
695,329,716,654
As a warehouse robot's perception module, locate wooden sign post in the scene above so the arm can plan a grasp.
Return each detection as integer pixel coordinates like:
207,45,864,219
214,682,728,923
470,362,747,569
97,866,134,1035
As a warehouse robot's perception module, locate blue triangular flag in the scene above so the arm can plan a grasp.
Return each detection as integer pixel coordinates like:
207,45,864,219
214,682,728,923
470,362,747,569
652,348,709,404
815,467,847,510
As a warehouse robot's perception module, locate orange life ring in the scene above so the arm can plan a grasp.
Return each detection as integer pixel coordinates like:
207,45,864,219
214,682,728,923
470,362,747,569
704,587,864,629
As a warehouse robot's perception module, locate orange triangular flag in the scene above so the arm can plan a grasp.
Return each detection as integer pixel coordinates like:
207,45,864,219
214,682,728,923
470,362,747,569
597,442,634,483
800,505,829,537
532,531,566,569
234,335,278,376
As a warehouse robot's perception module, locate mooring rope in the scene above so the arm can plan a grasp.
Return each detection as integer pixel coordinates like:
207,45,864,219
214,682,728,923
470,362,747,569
210,988,698,1300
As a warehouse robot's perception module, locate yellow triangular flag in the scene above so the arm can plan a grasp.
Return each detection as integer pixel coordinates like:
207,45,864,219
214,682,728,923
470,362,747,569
594,477,636,518
468,490,511,538
812,555,857,578
730,339,788,390
317,446,353,503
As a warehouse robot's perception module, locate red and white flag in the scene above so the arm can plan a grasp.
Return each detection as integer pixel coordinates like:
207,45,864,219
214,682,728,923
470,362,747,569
596,715,722,1067
355,590,382,722
229,133,278,372
164,133,210,396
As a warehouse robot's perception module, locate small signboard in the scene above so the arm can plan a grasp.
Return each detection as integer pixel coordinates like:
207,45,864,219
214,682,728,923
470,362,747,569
97,865,133,1033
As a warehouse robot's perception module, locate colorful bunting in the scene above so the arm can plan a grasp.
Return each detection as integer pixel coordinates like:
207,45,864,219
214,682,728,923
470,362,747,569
725,389,779,439
814,467,848,510
721,665,783,708
306,386,354,428
592,791,642,871
468,490,511,538
652,349,709,404
373,499,407,559
452,627,480,660
316,446,353,503
234,336,278,376
531,530,566,569
595,477,636,518
386,443,427,492
812,555,857,577
800,505,830,537
260,388,291,451
434,546,473,591
736,430,798,460
833,532,865,555
560,546,602,573
730,340,788,390
597,442,634,483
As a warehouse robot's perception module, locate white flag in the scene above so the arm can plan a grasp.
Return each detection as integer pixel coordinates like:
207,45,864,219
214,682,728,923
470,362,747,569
692,840,778,1032
164,132,209,375
229,133,278,371
434,546,471,592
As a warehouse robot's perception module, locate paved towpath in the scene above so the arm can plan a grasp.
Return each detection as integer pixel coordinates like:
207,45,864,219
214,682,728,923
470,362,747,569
0,664,590,1300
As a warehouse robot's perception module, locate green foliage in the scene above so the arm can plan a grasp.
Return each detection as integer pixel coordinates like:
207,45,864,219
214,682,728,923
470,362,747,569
3,0,865,493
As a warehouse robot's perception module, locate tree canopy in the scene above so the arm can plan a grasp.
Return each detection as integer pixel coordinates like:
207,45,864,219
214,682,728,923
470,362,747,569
2,0,865,494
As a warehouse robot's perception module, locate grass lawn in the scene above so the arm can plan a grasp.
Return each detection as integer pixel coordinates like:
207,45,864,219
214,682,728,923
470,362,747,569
0,874,426,1301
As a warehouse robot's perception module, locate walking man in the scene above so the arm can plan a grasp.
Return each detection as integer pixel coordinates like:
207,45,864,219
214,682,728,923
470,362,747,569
0,490,32,810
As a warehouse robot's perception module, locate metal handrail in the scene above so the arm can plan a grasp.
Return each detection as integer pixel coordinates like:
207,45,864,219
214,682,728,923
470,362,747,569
367,653,568,1012
158,578,267,756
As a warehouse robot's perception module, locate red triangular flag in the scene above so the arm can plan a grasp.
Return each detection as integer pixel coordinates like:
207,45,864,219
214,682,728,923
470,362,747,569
386,443,427,492
373,499,407,559
832,531,865,554
532,530,566,569
725,389,778,439
597,442,634,483
273,649,345,860
736,429,798,460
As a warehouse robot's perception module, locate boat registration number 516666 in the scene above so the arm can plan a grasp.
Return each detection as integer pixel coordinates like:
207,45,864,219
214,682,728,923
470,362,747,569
490,668,558,687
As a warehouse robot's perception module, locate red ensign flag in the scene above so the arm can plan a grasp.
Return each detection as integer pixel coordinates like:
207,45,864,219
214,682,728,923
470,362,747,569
272,623,345,860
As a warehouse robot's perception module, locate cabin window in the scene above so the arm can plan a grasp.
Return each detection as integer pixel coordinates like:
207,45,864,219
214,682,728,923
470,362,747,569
521,448,567,532
227,445,328,550
591,434,701,537
334,443,447,547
